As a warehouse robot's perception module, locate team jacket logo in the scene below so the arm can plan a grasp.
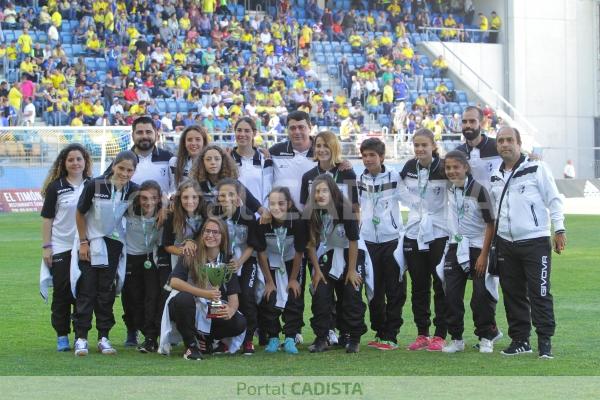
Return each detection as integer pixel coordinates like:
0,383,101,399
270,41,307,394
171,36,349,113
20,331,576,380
540,256,548,296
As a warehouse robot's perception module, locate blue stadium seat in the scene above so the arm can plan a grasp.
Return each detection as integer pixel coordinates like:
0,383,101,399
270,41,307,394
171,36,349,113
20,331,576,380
315,54,326,65
423,67,433,78
409,91,418,102
424,79,435,91
176,100,188,113
456,90,468,103
327,65,338,77
322,42,333,53
451,103,463,114
443,79,454,90
342,42,352,54
62,33,73,44
312,42,323,53
72,44,83,55
377,114,391,127
157,101,167,114
96,59,107,71
331,41,341,53
85,58,96,70
166,100,177,113
354,54,365,65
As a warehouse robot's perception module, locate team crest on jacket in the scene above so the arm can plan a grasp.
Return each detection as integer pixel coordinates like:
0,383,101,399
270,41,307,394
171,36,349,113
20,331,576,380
336,225,346,238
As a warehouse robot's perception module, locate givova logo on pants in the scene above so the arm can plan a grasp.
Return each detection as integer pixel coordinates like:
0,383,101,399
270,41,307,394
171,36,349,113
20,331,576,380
540,256,548,297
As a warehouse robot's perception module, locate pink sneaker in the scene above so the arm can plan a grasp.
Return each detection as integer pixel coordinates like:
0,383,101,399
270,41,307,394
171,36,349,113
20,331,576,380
407,335,430,351
427,336,446,352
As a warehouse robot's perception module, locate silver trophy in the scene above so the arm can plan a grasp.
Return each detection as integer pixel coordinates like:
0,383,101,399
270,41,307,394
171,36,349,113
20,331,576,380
196,262,233,318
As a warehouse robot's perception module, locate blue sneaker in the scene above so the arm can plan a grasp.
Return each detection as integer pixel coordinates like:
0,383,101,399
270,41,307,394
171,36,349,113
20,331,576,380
57,336,70,352
265,337,280,353
283,337,299,354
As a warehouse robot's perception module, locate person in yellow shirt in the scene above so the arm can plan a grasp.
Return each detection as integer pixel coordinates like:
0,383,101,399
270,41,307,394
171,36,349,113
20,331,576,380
387,1,401,17
175,73,192,99
180,13,191,31
441,14,457,40
17,28,33,55
300,25,313,49
104,10,115,33
86,34,102,55
6,41,18,63
8,82,23,111
337,102,350,119
173,49,186,65
479,13,489,43
203,0,216,16
264,42,274,56
50,70,65,89
489,11,501,43
366,90,381,115
19,56,37,75
51,10,63,28
93,99,105,118
432,55,448,78
435,82,448,94
293,77,306,91
241,30,253,50
134,51,146,72
348,31,362,52
71,113,84,126
382,83,393,114
379,31,393,51
414,94,427,111
400,42,414,59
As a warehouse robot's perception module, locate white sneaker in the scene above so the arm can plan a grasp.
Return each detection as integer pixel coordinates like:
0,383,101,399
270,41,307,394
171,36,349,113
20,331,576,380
479,338,494,353
295,333,304,345
442,339,465,353
327,330,339,346
97,337,117,355
74,338,88,356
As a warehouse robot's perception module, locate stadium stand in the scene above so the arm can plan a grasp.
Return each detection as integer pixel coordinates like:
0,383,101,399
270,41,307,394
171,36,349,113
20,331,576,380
0,0,501,152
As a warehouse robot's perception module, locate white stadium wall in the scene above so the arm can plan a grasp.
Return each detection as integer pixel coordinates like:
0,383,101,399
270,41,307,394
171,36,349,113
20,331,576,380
507,0,597,178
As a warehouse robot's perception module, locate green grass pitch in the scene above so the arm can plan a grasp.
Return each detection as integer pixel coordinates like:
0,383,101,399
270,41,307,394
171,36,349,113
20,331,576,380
1,213,599,376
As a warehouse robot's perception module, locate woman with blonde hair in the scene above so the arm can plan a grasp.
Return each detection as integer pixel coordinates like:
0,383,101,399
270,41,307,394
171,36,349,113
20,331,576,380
299,131,359,213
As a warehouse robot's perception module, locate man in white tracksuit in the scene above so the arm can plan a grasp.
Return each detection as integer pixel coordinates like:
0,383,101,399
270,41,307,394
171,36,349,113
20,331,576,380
489,127,567,359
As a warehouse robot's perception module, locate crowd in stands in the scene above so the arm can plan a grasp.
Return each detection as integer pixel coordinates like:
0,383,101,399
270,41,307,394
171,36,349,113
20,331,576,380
0,0,501,142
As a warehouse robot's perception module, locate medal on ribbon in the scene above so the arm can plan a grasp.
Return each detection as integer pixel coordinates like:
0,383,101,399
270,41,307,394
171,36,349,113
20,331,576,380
273,226,288,270
320,212,333,263
142,216,156,269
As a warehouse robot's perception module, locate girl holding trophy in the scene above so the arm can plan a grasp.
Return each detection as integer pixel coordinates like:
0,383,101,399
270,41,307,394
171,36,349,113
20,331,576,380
160,217,247,361
256,187,307,354
213,178,267,355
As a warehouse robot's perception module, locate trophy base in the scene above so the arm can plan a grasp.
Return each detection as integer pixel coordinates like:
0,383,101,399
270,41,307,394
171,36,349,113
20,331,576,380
207,303,226,319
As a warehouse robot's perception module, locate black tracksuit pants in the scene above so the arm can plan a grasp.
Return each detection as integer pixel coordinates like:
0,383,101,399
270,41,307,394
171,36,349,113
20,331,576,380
238,258,259,343
310,249,367,341
121,253,161,340
444,245,498,340
497,236,555,341
73,237,122,340
155,247,172,333
50,250,76,337
366,240,407,342
404,237,448,338
168,291,247,348
259,260,306,339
